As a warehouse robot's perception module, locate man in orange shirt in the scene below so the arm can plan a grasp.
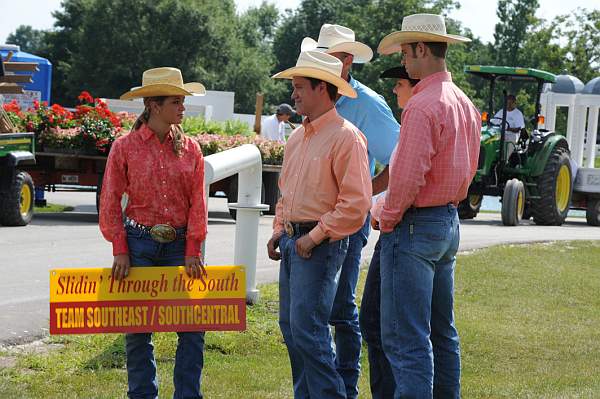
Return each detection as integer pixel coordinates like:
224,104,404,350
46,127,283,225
267,50,371,398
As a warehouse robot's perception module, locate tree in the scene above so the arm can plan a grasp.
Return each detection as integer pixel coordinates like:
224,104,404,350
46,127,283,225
5,25,47,54
492,0,540,66
45,0,238,105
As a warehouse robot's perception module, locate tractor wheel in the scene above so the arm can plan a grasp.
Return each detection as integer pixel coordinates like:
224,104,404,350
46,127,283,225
0,170,35,226
458,194,482,220
586,198,600,226
531,147,572,226
501,178,525,226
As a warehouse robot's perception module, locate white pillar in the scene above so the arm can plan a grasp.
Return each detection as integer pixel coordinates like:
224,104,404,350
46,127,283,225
585,107,599,168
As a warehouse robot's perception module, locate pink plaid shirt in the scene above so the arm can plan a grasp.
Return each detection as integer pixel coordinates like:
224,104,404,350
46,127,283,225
379,71,481,233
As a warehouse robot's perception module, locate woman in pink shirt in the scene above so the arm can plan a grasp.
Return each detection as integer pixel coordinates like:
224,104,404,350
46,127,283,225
99,67,208,399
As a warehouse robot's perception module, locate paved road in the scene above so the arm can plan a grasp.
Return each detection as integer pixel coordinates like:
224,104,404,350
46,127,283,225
1,190,599,344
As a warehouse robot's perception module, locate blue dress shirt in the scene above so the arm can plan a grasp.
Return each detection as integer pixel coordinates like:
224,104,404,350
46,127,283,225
336,75,400,175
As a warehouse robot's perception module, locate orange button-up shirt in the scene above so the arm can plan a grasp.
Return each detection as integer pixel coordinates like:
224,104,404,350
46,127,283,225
273,108,372,244
99,124,207,256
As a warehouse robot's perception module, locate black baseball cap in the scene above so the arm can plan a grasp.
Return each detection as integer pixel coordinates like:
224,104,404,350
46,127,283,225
276,103,295,115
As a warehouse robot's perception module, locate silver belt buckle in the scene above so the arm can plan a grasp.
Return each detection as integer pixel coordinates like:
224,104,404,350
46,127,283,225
284,221,294,237
149,224,177,243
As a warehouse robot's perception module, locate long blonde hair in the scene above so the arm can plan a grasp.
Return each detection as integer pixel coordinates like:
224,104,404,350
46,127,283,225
131,96,185,157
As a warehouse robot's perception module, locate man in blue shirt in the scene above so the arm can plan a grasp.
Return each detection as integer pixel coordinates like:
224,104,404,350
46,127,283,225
302,24,399,398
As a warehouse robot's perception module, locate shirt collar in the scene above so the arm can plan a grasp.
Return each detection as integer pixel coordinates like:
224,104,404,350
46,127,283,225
412,71,452,95
138,123,173,142
302,107,340,135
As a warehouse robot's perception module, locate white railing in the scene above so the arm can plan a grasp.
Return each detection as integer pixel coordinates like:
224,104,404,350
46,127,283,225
203,144,269,304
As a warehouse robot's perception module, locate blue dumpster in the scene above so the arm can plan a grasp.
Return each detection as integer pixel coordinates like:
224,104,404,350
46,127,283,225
1,44,52,108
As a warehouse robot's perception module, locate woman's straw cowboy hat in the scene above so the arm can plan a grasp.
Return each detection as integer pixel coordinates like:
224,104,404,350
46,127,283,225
272,51,357,98
301,24,373,63
120,67,206,100
378,13,471,55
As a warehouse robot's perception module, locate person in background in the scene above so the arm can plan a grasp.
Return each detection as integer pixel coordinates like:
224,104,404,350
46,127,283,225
359,65,419,399
302,24,399,398
494,94,525,159
261,103,295,142
377,13,481,398
267,50,371,399
100,67,208,399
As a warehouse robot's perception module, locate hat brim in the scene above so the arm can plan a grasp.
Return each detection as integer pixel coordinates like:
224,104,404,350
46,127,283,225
272,67,357,98
380,66,410,79
301,37,373,63
120,82,206,100
377,31,471,55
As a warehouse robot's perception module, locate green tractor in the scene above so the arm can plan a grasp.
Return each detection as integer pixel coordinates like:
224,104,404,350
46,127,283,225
0,132,36,225
459,65,573,226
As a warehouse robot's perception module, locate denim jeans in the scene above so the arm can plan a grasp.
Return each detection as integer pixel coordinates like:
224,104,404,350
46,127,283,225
329,215,370,398
379,205,461,399
358,238,396,399
125,226,206,399
278,232,349,399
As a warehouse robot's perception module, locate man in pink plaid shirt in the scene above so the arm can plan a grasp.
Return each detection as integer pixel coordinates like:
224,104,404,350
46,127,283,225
376,14,481,398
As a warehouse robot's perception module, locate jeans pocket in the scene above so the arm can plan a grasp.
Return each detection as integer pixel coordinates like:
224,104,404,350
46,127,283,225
409,219,451,260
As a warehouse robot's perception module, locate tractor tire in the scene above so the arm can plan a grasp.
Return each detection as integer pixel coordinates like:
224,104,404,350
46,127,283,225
458,194,482,220
501,178,525,226
586,198,600,226
0,170,34,226
530,147,572,226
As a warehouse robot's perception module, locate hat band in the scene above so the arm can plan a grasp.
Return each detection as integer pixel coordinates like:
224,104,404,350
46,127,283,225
403,23,446,34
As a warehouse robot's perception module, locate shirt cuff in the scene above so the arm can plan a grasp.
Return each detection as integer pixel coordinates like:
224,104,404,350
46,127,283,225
185,238,203,257
112,236,129,256
308,224,327,245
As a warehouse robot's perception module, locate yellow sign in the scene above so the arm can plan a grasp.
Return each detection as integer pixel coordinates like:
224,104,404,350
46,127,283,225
49,266,246,334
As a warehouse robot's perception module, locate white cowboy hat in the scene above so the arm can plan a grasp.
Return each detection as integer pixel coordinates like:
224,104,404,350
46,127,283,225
272,51,357,98
378,13,471,55
301,24,373,63
120,67,206,100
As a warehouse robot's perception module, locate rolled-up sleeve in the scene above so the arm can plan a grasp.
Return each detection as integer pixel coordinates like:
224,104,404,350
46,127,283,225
185,141,207,257
99,138,129,255
309,133,372,243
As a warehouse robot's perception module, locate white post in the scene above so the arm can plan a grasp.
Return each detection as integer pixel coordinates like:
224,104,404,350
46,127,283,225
204,144,268,304
585,107,599,168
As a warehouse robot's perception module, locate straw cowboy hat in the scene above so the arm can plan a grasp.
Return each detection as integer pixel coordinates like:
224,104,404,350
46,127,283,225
272,51,357,98
120,67,206,100
301,24,373,63
378,13,471,55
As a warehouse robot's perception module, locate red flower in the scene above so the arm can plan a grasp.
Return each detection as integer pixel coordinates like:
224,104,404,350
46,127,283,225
78,91,94,104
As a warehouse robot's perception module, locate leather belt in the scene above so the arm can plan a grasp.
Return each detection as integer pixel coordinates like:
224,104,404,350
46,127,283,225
284,221,318,237
125,217,186,243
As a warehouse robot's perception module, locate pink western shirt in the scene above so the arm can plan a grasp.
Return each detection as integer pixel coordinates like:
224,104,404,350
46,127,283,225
273,108,372,243
379,71,481,232
99,124,207,256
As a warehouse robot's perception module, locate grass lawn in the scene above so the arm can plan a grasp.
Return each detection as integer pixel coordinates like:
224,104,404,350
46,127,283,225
34,203,74,213
1,241,599,398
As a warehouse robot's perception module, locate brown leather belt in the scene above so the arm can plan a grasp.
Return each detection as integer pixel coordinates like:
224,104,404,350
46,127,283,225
284,221,318,237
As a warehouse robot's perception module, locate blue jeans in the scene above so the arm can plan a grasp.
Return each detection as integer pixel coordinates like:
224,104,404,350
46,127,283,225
358,238,395,399
125,226,205,399
278,233,349,399
329,215,370,398
379,205,461,399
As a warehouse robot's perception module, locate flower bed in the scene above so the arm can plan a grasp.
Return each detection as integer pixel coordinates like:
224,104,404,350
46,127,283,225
2,92,284,164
